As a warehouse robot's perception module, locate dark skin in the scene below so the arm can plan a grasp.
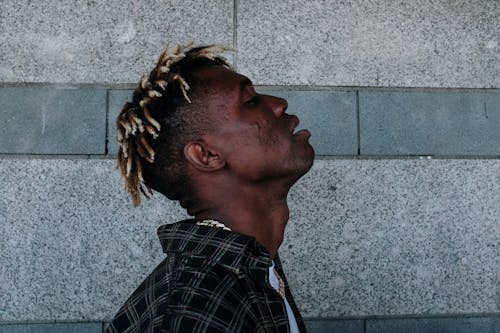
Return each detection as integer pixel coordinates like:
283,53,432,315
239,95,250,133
183,66,315,258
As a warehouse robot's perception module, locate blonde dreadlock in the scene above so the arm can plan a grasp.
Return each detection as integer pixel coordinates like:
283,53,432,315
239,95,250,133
117,43,231,206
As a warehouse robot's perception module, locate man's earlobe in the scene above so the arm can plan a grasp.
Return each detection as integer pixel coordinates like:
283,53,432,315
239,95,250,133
184,141,225,171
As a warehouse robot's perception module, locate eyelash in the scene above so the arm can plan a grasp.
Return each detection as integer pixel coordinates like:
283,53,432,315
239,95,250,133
245,95,259,106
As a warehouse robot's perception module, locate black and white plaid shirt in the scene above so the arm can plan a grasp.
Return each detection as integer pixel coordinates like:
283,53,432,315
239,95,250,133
105,220,308,333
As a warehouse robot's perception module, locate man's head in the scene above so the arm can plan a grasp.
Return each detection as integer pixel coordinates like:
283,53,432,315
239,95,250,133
117,43,314,208
182,65,314,186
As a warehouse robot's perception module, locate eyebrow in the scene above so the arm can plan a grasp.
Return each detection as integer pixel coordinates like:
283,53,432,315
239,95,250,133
239,78,252,91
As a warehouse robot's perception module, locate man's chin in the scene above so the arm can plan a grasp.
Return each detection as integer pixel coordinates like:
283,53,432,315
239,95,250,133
289,147,315,184
302,144,315,172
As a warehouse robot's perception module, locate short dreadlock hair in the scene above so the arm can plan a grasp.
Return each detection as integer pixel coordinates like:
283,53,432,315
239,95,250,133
117,43,231,207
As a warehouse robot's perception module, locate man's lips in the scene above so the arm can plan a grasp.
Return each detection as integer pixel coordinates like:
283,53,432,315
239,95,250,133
289,115,310,138
289,115,300,133
293,128,311,138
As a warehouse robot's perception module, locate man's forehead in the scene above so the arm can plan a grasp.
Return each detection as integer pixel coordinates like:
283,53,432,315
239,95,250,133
196,66,252,91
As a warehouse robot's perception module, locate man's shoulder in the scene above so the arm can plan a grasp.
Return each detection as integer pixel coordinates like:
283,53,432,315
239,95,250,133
169,251,240,289
106,252,257,333
106,221,275,333
125,251,243,303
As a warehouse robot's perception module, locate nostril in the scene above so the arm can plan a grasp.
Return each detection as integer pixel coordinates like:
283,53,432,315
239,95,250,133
262,94,287,117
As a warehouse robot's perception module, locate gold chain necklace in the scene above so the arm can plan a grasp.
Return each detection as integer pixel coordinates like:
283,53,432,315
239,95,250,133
273,268,286,298
196,219,231,231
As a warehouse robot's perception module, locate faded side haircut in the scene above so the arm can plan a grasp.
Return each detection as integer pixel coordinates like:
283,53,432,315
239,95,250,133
116,43,231,207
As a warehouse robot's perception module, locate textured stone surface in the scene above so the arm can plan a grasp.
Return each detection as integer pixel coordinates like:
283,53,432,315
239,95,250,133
366,316,500,333
237,1,500,88
0,158,188,321
2,317,499,333
108,89,358,156
283,159,500,317
305,319,362,333
0,0,233,83
359,90,500,155
0,322,102,333
1,158,499,320
0,88,106,154
260,89,357,155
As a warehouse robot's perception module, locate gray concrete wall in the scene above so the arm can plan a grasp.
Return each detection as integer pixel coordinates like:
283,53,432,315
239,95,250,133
1,1,499,332
0,0,233,83
1,158,499,321
1,0,498,87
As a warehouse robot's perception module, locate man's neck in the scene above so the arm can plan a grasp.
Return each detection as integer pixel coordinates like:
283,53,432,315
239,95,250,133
192,180,291,259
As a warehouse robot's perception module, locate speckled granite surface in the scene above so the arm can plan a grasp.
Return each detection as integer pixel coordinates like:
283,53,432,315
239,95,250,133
2,1,498,87
0,0,233,83
1,158,498,320
0,159,187,321
237,1,500,88
284,159,500,317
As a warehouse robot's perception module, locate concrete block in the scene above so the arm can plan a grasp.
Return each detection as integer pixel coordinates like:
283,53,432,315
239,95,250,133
282,159,500,317
0,158,188,321
237,1,500,88
366,316,500,333
0,1,233,83
107,90,133,155
0,322,102,333
305,319,363,333
108,89,358,156
1,158,499,320
0,88,106,154
259,89,357,155
359,90,500,155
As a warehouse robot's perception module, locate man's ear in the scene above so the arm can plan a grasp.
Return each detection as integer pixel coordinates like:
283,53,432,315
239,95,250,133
184,141,226,172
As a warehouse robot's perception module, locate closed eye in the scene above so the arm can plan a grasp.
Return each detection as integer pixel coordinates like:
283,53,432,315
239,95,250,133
244,95,260,106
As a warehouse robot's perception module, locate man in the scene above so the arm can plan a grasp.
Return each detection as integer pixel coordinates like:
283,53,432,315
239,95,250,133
106,43,314,333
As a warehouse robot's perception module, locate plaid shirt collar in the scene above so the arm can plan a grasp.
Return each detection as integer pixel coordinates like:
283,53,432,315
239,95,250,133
157,219,272,274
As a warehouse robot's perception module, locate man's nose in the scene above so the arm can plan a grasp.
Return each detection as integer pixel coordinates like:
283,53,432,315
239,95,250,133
263,95,288,117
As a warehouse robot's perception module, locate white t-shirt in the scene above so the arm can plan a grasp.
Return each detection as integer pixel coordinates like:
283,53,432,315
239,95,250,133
268,261,299,333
